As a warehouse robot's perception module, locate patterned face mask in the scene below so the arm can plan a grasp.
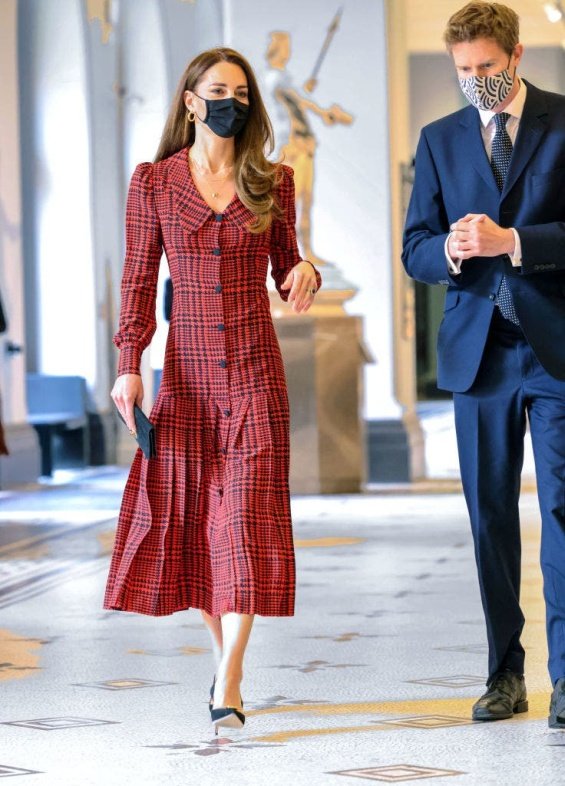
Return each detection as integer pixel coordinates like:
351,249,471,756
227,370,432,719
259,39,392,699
459,60,515,111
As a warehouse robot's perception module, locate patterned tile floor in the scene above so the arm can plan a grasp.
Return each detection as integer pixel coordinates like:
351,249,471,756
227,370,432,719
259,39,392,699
0,468,561,785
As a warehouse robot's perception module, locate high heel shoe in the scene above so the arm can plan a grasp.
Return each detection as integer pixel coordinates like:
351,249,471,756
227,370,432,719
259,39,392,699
211,706,245,735
209,675,244,715
208,676,216,716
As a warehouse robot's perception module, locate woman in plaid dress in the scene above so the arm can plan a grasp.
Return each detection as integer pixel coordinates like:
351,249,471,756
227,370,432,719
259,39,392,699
104,48,321,732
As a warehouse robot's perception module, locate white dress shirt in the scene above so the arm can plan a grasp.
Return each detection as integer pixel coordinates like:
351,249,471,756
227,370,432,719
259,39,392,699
446,78,527,276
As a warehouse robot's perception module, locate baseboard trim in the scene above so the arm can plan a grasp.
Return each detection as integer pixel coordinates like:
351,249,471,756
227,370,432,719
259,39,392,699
367,418,412,483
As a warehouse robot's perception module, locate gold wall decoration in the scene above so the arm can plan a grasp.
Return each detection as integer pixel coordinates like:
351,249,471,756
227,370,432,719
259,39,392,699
86,0,113,44
266,20,353,273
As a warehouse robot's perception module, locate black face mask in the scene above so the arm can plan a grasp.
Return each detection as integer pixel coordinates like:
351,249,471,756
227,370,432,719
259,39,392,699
194,94,249,138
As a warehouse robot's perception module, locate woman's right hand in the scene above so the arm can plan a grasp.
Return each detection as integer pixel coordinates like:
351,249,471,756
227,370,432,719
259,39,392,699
111,374,144,436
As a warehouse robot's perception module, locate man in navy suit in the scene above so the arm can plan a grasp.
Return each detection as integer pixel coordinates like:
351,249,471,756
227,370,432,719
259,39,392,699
402,1,565,726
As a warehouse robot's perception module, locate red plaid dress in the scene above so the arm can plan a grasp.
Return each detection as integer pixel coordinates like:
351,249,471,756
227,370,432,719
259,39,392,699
103,147,321,617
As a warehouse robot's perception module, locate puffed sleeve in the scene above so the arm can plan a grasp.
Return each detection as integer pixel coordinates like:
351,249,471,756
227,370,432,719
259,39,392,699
113,162,163,376
269,165,322,301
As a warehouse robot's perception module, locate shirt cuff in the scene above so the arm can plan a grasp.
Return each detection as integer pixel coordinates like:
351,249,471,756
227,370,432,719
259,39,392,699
445,233,462,275
510,228,522,267
117,346,142,377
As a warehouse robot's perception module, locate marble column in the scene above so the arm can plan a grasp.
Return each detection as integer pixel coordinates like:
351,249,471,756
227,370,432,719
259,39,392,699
86,0,224,466
382,0,425,481
0,0,41,487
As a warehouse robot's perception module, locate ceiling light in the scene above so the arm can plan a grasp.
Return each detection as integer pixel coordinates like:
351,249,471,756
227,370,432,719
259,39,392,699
544,1,563,23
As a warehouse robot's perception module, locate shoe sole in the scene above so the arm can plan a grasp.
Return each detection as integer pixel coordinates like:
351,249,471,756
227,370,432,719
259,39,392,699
473,699,529,722
212,715,245,731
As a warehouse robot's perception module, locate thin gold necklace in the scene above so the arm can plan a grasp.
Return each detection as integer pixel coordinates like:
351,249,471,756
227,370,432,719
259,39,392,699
189,165,231,199
189,153,234,177
189,156,233,200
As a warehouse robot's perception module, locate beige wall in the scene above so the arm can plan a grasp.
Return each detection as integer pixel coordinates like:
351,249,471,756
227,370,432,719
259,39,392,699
406,0,565,52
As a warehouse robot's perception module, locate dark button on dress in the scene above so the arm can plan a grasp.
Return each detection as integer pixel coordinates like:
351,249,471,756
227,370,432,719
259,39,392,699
103,148,321,618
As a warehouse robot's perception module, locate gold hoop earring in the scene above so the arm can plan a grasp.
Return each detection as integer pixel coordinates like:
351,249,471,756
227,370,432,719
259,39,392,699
187,109,196,122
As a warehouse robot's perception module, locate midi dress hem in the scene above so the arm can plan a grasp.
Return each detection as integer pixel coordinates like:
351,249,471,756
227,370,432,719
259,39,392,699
102,599,296,618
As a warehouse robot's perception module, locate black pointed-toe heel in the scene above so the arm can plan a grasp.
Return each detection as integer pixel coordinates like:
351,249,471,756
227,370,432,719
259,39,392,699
211,706,245,735
208,676,216,716
209,677,244,714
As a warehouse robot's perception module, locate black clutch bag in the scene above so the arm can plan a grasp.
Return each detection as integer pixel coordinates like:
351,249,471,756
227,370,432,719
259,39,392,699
118,404,157,459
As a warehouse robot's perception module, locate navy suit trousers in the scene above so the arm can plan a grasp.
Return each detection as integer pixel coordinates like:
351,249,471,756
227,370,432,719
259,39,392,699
454,308,565,685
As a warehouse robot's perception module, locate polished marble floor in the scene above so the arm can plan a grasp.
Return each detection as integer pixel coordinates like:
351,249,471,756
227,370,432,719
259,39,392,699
0,467,561,785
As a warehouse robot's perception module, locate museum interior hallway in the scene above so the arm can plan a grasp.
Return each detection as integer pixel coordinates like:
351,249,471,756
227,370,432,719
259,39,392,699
0,467,562,786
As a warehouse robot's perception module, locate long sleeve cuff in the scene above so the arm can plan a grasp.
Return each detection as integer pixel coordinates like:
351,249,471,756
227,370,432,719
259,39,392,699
117,345,142,376
304,260,322,291
510,228,522,267
444,233,462,275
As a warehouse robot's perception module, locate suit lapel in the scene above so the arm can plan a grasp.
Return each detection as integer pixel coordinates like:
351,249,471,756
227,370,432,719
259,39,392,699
502,81,548,199
459,108,499,194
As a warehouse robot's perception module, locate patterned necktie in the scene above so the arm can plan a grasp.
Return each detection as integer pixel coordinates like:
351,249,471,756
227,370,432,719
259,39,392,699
490,112,520,325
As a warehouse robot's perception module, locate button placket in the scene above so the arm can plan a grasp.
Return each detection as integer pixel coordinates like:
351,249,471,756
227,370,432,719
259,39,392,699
210,216,228,396
208,214,230,488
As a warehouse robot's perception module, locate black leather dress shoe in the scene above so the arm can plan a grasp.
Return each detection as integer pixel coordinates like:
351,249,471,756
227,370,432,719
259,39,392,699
548,677,565,728
472,671,528,721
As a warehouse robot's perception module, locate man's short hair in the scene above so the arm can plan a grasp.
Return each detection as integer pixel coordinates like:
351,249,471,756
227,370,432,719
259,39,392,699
444,2,520,55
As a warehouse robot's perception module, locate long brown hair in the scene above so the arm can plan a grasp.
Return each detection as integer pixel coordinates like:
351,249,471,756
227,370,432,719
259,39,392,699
154,48,283,233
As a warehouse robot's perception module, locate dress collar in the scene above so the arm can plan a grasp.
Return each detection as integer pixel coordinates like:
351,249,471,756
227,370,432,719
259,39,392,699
168,147,255,233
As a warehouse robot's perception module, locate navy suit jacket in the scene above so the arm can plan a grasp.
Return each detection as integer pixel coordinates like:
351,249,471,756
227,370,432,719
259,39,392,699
402,80,565,392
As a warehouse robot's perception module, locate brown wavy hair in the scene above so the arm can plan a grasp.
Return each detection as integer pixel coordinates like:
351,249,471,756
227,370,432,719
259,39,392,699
444,2,519,55
154,47,283,233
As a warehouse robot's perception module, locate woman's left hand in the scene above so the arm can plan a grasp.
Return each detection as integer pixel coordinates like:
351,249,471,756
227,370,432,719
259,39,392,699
281,261,318,313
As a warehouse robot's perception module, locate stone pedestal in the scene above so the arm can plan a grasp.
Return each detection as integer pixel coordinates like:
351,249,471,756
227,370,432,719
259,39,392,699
273,312,369,494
